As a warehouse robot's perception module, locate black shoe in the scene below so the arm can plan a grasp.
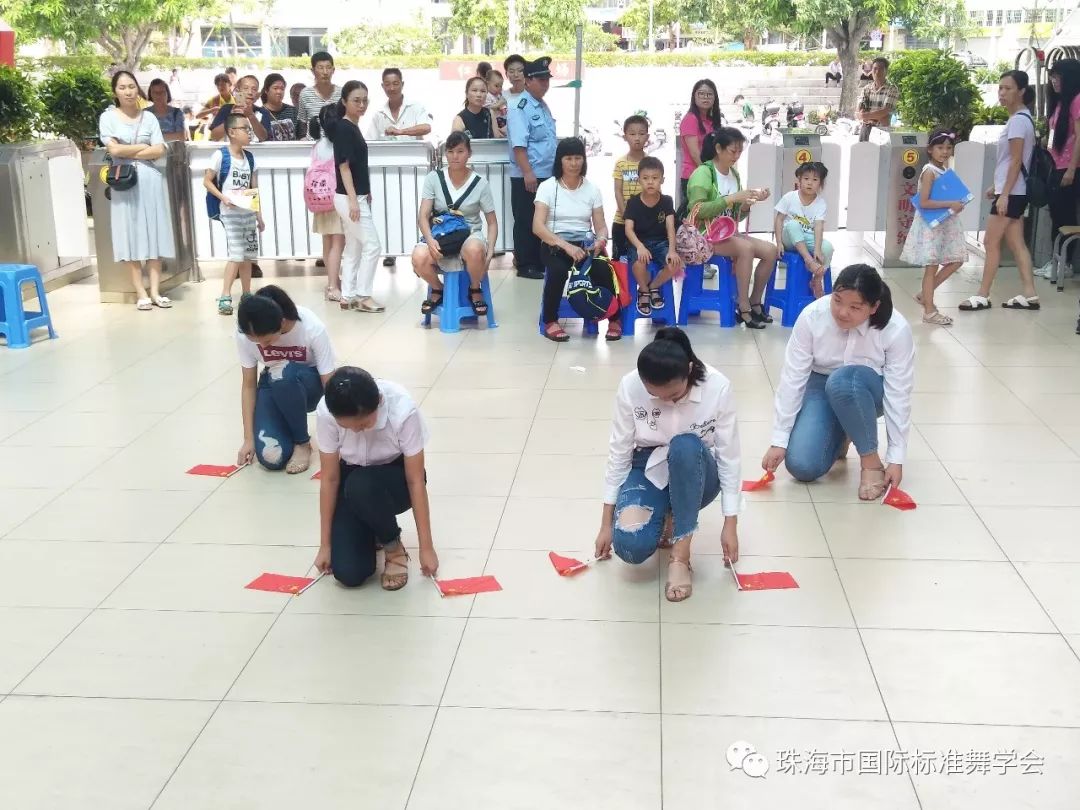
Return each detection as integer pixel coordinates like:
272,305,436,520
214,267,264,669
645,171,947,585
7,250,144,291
315,258,325,268
750,303,773,324
517,266,544,280
251,263,263,278
382,256,396,267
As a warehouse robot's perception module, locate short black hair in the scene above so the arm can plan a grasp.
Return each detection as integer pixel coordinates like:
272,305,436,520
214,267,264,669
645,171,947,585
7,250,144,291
445,130,472,152
637,156,664,176
225,66,238,76
325,367,381,418
553,137,588,179
833,264,894,329
638,327,707,387
504,54,526,71
872,56,889,69
795,161,828,183
477,61,492,78
623,114,649,132
148,78,171,103
225,113,248,133
237,285,300,336
311,51,334,69
214,73,230,86
382,67,403,82
699,127,745,162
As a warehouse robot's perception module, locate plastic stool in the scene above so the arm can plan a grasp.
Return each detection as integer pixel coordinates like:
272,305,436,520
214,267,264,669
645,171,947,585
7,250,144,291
622,261,676,335
422,270,498,333
677,258,738,327
0,264,58,349
538,268,599,336
764,251,832,327
1051,225,1080,292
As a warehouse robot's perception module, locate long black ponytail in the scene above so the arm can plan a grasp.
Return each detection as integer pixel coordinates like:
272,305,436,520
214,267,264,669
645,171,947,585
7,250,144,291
638,327,708,387
833,264,893,329
323,79,366,143
237,284,300,336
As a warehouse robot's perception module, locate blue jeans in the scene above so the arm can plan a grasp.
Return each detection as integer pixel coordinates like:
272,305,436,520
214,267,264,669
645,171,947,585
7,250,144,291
627,238,670,269
612,433,721,564
785,366,884,482
254,362,323,471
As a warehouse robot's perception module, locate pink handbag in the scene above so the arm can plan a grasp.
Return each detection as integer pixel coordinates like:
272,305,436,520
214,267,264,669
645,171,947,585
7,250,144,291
675,203,712,265
706,215,737,244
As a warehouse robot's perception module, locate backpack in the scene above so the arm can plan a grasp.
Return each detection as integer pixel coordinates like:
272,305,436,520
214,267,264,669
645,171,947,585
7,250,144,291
303,142,336,213
566,254,621,321
206,146,255,220
1018,112,1054,209
428,170,481,256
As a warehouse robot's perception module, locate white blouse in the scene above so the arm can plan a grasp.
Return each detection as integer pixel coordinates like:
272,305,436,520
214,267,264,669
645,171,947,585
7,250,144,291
771,296,916,464
315,380,429,466
603,366,742,516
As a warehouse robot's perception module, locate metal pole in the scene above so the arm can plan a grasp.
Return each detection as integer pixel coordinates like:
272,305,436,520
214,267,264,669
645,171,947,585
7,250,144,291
574,24,583,137
508,0,520,52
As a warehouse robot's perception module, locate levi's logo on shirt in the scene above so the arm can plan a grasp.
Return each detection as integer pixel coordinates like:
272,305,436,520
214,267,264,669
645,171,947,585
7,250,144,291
259,345,307,362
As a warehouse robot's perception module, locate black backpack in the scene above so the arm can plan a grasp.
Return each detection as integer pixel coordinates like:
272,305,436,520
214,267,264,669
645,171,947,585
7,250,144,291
1018,112,1054,208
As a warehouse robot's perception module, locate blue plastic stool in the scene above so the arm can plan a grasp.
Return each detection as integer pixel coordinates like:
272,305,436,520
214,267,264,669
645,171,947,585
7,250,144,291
538,268,599,337
677,258,738,327
422,270,498,333
765,251,833,327
0,264,58,349
621,261,676,335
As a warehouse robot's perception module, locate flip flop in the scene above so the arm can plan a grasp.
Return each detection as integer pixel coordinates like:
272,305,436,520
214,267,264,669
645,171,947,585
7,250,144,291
958,295,991,311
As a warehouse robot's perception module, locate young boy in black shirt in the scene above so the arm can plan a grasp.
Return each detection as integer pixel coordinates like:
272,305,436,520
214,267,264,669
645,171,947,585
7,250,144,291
623,156,684,316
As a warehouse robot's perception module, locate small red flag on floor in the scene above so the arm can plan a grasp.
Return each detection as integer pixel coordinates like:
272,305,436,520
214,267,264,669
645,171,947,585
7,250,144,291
245,572,315,594
736,571,799,591
742,470,775,491
549,551,589,576
883,486,917,511
187,463,242,478
434,575,502,596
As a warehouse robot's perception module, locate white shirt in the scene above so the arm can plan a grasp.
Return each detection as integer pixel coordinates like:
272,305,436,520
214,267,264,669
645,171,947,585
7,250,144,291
367,99,432,141
714,165,739,197
315,380,429,466
774,190,827,239
209,148,252,195
603,366,742,516
771,296,916,465
235,305,336,377
995,111,1035,195
535,177,603,240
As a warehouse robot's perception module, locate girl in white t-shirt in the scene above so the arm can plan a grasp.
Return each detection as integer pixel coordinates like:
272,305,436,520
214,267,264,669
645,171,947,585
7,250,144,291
314,366,439,590
235,286,337,475
773,161,833,299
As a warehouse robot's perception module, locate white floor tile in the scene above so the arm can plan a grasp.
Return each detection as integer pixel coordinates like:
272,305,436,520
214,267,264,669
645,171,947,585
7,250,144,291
977,506,1080,561
1015,562,1080,632
0,540,151,608
0,607,88,692
7,489,206,543
0,488,61,537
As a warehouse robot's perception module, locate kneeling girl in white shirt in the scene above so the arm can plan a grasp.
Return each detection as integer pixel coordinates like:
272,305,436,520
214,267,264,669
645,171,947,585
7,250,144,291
314,367,439,590
596,327,742,602
762,264,915,500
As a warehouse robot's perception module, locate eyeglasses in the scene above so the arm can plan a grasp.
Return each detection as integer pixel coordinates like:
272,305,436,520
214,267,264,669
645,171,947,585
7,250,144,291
695,90,715,97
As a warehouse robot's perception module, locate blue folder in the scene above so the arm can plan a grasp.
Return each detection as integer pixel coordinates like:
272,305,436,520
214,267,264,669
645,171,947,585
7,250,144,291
911,169,973,229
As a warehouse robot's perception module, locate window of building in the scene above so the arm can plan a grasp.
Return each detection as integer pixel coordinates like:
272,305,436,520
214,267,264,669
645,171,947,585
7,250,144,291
995,9,1004,25
1006,9,1022,23
201,27,262,58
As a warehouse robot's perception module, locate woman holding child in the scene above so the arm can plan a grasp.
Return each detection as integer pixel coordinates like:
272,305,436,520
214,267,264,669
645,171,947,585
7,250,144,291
686,127,778,329
596,327,742,603
761,265,915,501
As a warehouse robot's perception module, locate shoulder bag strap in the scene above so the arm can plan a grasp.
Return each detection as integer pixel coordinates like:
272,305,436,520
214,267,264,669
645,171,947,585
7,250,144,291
436,169,454,210
1016,112,1036,178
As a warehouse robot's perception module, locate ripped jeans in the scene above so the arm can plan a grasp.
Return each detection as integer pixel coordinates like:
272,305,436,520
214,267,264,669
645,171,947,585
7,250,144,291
612,433,721,564
254,362,323,471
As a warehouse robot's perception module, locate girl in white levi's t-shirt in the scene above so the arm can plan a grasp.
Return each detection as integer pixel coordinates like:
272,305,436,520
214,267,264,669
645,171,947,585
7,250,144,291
235,286,337,475
313,367,438,591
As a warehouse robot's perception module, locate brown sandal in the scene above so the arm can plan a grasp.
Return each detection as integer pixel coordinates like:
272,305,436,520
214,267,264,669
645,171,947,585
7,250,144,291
858,467,887,501
605,320,623,341
665,555,693,602
381,543,410,591
543,322,570,342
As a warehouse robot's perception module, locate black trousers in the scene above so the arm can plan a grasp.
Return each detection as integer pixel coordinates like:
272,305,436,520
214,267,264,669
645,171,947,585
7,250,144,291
825,72,841,85
612,222,628,262
330,456,413,587
541,242,619,324
1048,168,1080,265
511,176,548,272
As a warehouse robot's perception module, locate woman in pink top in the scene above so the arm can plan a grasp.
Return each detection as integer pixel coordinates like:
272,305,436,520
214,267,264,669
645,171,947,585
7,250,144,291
678,79,724,209
1047,59,1080,267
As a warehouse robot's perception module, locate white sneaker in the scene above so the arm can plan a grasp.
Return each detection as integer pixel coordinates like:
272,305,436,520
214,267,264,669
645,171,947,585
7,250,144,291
1034,260,1054,279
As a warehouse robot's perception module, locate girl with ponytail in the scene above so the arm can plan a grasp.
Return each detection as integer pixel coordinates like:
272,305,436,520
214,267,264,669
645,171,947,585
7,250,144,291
597,327,743,602
763,264,915,501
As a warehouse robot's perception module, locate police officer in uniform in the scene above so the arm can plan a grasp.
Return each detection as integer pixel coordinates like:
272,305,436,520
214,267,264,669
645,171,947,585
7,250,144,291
507,57,557,280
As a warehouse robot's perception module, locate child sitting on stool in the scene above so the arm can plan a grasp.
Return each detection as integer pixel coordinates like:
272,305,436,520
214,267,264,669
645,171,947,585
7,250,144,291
624,156,684,316
773,161,832,299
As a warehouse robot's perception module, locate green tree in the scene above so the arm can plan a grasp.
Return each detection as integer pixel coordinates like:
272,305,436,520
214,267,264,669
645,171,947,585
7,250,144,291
449,0,509,52
517,0,586,50
620,0,680,44
888,49,981,136
0,0,221,70
331,16,443,56
40,66,112,148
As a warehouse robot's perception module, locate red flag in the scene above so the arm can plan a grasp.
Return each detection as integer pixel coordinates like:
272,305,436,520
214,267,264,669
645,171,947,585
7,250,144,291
742,470,775,492
549,551,590,576
736,571,799,591
434,575,502,596
244,572,315,594
883,487,917,511
187,463,242,478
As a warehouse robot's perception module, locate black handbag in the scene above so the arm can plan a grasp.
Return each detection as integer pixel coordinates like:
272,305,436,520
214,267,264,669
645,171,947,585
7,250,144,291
104,110,144,192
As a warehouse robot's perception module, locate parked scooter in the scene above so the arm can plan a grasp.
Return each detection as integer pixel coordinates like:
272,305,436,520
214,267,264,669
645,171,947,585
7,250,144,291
785,98,805,129
761,98,782,136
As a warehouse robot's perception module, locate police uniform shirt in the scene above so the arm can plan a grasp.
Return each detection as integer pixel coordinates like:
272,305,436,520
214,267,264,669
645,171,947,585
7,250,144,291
506,90,556,179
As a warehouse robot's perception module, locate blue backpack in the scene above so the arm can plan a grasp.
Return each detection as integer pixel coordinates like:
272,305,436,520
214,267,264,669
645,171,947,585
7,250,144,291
206,146,256,220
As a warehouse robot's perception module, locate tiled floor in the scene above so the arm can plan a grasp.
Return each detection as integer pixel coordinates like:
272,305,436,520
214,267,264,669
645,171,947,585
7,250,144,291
2,231,1080,809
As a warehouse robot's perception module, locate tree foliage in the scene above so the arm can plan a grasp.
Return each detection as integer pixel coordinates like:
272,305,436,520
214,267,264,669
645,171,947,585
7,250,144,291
517,0,587,50
449,0,509,51
620,0,680,35
888,49,981,137
330,16,443,56
0,0,221,70
0,65,42,143
39,66,112,147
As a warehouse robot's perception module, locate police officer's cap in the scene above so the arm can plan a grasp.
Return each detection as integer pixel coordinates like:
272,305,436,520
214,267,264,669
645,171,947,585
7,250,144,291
524,57,552,79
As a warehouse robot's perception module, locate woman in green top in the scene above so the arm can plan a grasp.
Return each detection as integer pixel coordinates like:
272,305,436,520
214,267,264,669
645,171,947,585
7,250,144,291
686,127,778,329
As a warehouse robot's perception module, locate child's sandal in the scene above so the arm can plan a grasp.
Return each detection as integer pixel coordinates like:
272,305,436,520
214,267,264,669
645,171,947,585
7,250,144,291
636,290,652,316
217,296,233,315
649,288,665,309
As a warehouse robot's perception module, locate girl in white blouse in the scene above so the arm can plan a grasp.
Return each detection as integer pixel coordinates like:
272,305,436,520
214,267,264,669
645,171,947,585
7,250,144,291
314,367,439,590
596,328,742,602
762,264,915,500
